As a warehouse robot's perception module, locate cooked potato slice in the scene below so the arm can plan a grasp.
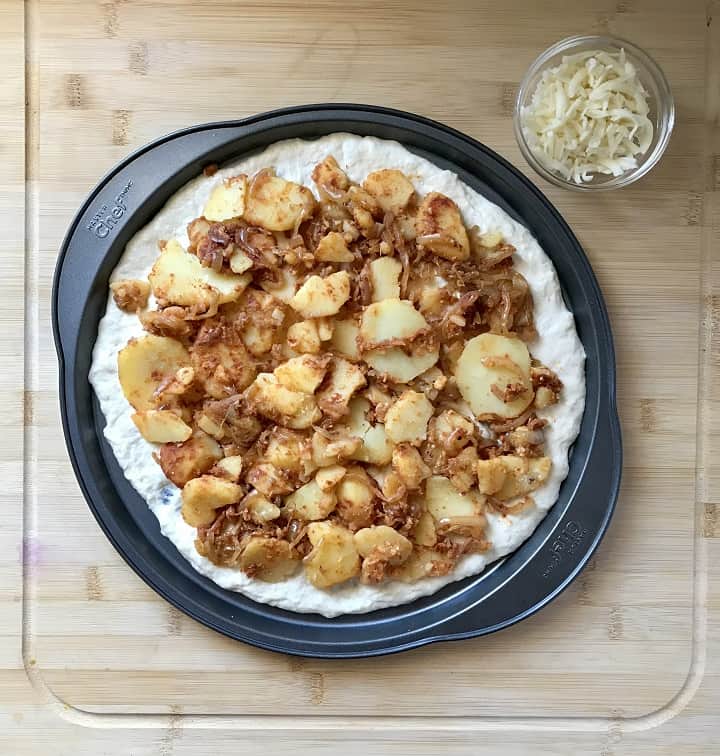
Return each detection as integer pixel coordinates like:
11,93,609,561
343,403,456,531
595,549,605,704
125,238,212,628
315,465,347,492
118,335,191,411
110,279,150,312
477,229,504,249
354,525,412,564
447,445,479,493
247,462,294,497
203,174,247,222
346,398,393,466
243,490,282,523
384,390,433,444
429,409,475,456
362,169,415,214
284,479,336,521
304,521,360,588
315,318,334,341
476,455,551,500
315,231,354,263
240,536,299,582
336,468,376,530
311,428,363,468
392,444,431,490
131,410,192,443
213,455,244,482
159,430,223,488
412,511,437,547
359,299,428,348
424,475,484,522
149,240,251,308
244,169,316,231
290,271,351,318
369,257,402,302
229,249,253,274
415,192,470,261
364,345,439,383
264,428,308,472
274,354,330,394
181,475,244,527
311,155,351,197
260,267,297,303
286,320,321,354
330,319,360,360
390,547,454,582
244,373,321,429
455,333,534,419
316,357,366,418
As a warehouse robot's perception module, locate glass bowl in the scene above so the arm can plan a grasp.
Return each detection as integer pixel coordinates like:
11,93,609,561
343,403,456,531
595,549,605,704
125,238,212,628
513,35,674,191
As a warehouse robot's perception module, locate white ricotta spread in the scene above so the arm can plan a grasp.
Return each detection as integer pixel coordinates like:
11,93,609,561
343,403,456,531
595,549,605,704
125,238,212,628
89,134,586,617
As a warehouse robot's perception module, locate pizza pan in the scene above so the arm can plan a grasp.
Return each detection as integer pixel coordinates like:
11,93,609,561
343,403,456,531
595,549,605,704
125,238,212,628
52,104,622,658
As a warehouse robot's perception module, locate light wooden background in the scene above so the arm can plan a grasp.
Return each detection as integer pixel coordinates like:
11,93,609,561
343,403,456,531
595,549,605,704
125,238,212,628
2,0,719,753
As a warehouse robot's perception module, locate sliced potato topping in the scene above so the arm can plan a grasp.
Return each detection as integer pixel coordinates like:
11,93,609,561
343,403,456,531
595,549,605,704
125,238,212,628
290,271,351,318
359,299,429,348
116,152,564,592
149,239,251,309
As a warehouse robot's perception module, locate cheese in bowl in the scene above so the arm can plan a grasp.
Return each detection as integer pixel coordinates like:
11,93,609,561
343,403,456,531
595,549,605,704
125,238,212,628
90,134,585,617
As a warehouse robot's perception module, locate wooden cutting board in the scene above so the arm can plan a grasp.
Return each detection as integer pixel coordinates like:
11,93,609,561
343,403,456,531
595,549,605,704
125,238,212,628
2,0,719,752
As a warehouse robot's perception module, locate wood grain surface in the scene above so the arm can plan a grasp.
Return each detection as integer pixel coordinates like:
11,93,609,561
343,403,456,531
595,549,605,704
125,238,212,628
3,0,719,753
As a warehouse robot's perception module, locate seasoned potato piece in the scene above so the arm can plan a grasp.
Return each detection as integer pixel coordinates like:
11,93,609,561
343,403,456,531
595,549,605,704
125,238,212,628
244,373,321,429
354,525,412,563
477,229,504,249
415,192,470,261
429,409,475,457
229,249,253,274
315,465,347,492
534,385,557,409
131,410,192,443
336,467,376,530
384,390,433,444
476,455,551,500
203,174,247,222
390,547,454,582
412,511,437,547
369,257,402,302
392,444,431,490
315,317,334,341
304,521,360,588
158,430,223,488
264,428,308,472
315,231,354,263
316,357,366,418
311,428,363,468
424,475,484,522
240,537,299,582
284,479,336,521
364,345,439,383
289,271,351,318
359,299,428,348
286,320,321,354
330,319,360,360
243,491,282,523
274,354,330,394
455,333,534,419
181,475,244,527
190,322,257,399
395,211,417,241
118,335,191,411
362,169,415,214
244,169,316,231
346,398,393,466
311,155,351,198
260,267,297,303
447,445,479,493
149,240,251,308
110,279,150,312
213,455,244,482
247,462,294,497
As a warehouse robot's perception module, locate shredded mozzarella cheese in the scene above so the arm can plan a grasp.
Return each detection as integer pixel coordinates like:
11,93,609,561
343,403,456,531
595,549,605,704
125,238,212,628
521,49,653,184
